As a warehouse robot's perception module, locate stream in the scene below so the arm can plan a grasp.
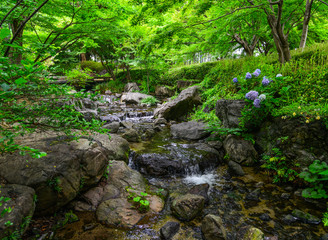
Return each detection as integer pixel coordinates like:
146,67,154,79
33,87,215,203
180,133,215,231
30,96,328,240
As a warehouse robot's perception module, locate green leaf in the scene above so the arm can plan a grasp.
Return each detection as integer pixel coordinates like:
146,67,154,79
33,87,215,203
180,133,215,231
15,78,27,86
0,28,10,40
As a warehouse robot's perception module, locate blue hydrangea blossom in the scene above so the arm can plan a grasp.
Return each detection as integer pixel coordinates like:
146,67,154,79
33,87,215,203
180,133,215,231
252,69,261,77
276,74,283,78
253,98,261,108
262,76,270,86
233,77,238,83
245,91,259,100
259,94,266,101
245,72,252,79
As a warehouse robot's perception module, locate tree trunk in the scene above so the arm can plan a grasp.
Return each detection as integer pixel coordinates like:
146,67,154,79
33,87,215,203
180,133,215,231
233,34,259,57
9,18,24,64
125,65,131,82
299,0,314,49
80,53,87,62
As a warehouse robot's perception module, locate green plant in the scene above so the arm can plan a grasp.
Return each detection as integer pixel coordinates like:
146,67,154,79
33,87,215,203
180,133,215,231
47,177,63,193
103,161,113,179
80,61,105,73
94,80,125,93
126,187,150,212
66,68,93,88
299,160,328,199
261,147,299,183
140,96,159,106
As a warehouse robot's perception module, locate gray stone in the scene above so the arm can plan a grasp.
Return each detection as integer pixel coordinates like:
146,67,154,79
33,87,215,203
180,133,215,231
292,209,321,224
154,118,167,125
155,86,175,97
121,121,134,129
122,129,140,142
201,214,227,240
154,86,201,121
171,121,210,140
282,214,297,224
0,184,35,239
124,82,140,92
259,213,271,221
102,122,120,133
245,188,261,201
121,92,153,104
188,184,210,203
171,194,205,221
281,193,291,199
215,99,246,128
228,161,245,176
160,222,180,240
223,135,258,165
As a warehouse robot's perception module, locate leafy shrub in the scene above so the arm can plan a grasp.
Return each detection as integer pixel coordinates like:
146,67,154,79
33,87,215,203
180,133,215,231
126,187,150,212
94,80,125,93
80,61,105,73
66,68,92,88
140,96,159,105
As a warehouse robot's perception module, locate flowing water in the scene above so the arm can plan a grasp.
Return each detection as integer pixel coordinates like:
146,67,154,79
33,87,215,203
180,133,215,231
40,98,328,240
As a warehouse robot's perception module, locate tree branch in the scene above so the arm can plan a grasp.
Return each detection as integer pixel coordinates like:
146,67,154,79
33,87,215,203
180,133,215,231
0,0,24,28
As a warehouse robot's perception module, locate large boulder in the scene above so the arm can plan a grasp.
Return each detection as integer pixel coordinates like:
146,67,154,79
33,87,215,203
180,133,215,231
154,86,201,121
122,129,140,142
0,185,35,239
171,194,205,221
102,122,120,133
155,86,175,97
124,82,140,92
121,92,153,104
223,135,258,165
201,214,227,240
237,226,265,240
0,132,127,216
215,99,246,128
160,222,180,240
171,121,210,140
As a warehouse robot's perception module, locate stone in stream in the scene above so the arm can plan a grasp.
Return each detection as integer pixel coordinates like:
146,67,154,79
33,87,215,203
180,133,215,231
223,135,258,166
237,226,265,240
188,183,210,203
154,118,167,125
170,121,210,140
154,86,201,121
228,160,245,176
124,82,140,92
291,209,321,224
160,221,180,240
171,194,205,221
121,92,153,104
102,122,120,133
201,214,227,240
0,184,35,239
122,128,140,142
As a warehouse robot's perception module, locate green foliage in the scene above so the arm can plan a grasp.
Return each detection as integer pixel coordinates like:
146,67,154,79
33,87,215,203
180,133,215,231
94,80,125,93
126,187,150,213
299,160,328,199
47,177,62,193
66,68,93,88
0,196,12,218
80,61,105,73
261,147,299,183
140,96,159,105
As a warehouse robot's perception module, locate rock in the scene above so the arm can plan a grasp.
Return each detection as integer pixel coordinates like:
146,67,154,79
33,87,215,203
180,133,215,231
121,92,153,104
281,193,291,199
237,226,264,240
81,98,98,110
228,161,245,176
154,118,167,125
0,132,109,216
93,133,130,162
215,99,246,128
155,86,175,97
121,121,134,129
80,109,98,121
171,194,205,221
177,80,199,90
201,214,227,240
83,223,97,231
124,82,140,92
171,121,210,140
154,86,201,121
160,222,180,240
282,214,297,224
102,122,120,133
245,188,261,201
321,233,328,240
188,183,210,203
105,90,112,95
0,184,35,239
291,209,321,224
122,129,140,142
116,93,122,98
223,135,258,165
259,213,271,221
96,198,143,228
207,141,223,151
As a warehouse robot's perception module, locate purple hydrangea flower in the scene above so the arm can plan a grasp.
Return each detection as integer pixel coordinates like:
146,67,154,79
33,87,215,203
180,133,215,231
262,76,270,86
252,69,261,77
245,72,252,79
245,90,259,101
233,77,238,83
276,74,283,78
253,98,261,108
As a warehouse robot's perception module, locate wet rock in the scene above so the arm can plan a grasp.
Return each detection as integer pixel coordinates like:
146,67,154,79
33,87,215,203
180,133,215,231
155,86,175,97
0,132,109,216
122,129,140,142
321,233,328,240
201,214,227,240
215,99,246,128
102,122,120,133
237,226,264,240
245,188,261,201
124,82,140,92
83,223,97,231
188,183,210,203
154,118,167,125
207,140,223,151
281,193,291,199
104,90,112,95
292,209,321,224
282,214,297,224
228,161,245,176
154,86,201,121
171,194,205,221
160,221,180,240
0,184,35,239
121,92,152,104
171,121,210,140
259,213,271,221
121,121,134,129
223,135,258,165
80,109,98,121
